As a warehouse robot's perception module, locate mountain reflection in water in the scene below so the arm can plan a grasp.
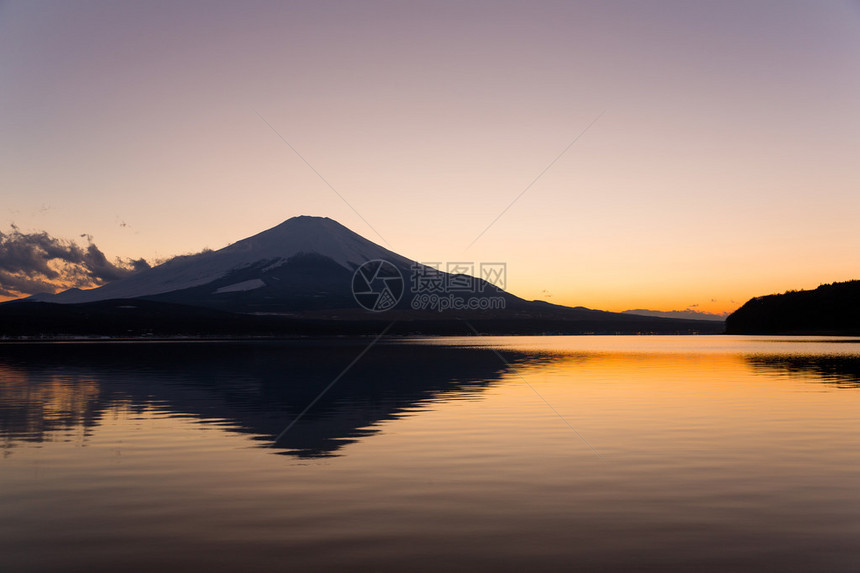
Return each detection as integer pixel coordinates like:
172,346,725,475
2,337,860,572
0,340,547,457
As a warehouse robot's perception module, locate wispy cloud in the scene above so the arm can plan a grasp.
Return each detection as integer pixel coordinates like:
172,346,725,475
0,226,150,298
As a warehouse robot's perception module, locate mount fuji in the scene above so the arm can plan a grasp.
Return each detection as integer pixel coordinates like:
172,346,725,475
27,216,516,313
4,216,724,336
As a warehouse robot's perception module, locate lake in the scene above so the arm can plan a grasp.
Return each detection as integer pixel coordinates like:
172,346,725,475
2,335,860,572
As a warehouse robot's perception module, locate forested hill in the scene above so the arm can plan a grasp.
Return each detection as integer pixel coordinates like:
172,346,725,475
726,280,860,335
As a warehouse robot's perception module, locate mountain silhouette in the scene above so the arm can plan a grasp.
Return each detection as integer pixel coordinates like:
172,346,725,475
26,216,520,313
622,309,726,322
726,280,860,335
2,216,725,336
28,217,410,310
0,341,543,458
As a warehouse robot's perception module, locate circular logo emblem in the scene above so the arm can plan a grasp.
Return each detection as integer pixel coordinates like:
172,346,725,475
351,259,404,312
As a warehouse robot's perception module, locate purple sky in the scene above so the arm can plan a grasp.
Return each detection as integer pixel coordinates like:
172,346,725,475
2,1,859,311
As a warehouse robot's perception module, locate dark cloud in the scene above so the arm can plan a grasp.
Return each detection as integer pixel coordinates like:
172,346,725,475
0,272,58,299
0,226,151,298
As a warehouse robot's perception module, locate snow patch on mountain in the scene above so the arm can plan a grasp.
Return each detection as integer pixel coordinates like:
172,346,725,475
261,259,287,272
214,279,266,294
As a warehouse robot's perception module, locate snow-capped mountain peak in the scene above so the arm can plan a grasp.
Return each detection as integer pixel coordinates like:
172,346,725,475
34,216,409,304
220,216,401,269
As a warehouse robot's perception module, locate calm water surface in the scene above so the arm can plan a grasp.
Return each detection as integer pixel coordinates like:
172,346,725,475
1,335,860,572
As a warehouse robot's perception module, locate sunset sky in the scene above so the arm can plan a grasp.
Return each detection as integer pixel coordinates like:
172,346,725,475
2,1,859,313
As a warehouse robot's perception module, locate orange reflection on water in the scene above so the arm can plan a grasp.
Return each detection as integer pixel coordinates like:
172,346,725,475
2,337,860,572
